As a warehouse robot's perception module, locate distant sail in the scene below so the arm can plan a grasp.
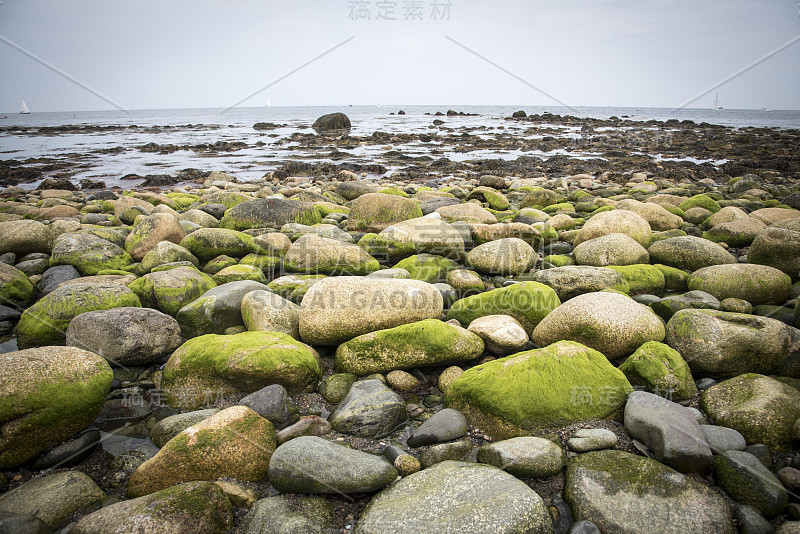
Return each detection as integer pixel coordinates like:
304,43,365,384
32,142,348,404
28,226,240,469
266,98,271,108
20,100,30,114
713,93,723,110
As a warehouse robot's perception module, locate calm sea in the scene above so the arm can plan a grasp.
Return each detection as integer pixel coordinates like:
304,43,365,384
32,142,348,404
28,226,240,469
2,105,799,188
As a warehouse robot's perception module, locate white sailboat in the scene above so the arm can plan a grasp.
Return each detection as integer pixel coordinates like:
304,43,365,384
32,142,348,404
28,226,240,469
20,100,30,114
713,92,723,110
266,98,271,108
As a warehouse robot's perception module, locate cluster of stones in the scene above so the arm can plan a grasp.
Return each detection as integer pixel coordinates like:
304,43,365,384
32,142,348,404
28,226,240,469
1,145,800,533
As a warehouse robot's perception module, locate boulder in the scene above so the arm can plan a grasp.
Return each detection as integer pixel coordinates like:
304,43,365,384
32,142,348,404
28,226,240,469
66,307,182,366
140,241,198,272
17,283,141,348
219,198,320,231
179,227,254,262
0,262,34,306
335,319,484,375
703,218,767,248
446,281,560,336
128,406,275,497
647,236,736,272
574,209,652,248
749,227,800,282
665,309,799,378
407,408,468,447
241,290,301,339
161,331,322,409
127,266,217,317
124,213,186,261
355,461,553,534
346,193,423,232
624,391,713,472
0,347,112,469
176,280,269,338
715,450,788,517
242,495,333,534
700,373,800,450
149,409,219,448
466,237,537,276
529,266,629,301
299,277,443,346
368,217,465,262
393,253,460,283
72,481,233,534
533,292,665,359
563,450,733,534
573,233,649,267
687,264,791,305
445,341,632,439
435,202,498,224
477,437,565,478
284,234,380,275
328,380,407,439
239,384,299,430
618,341,697,400
466,314,529,356
269,436,397,494
312,112,351,131
0,471,105,529
0,219,52,256
49,233,133,275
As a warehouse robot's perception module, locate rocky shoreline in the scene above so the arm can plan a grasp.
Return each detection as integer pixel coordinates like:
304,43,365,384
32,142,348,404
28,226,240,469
1,111,800,533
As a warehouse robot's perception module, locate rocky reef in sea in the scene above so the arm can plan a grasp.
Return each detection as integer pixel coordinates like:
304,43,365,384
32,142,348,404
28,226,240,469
1,111,800,533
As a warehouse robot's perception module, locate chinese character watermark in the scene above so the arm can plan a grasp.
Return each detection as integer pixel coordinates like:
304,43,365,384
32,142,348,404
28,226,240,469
347,0,453,21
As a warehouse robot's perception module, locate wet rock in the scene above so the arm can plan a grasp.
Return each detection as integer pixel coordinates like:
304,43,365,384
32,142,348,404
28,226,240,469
477,436,565,478
407,408,468,447
239,384,300,430
328,380,407,439
242,495,333,534
715,450,787,517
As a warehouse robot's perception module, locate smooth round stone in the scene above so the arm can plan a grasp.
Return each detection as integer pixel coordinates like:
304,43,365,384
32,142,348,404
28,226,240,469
318,373,357,403
407,408,468,448
438,366,463,394
327,380,407,439
567,429,618,452
701,425,747,454
239,384,300,430
478,436,565,478
467,314,529,356
31,430,101,470
148,409,220,448
386,370,420,392
419,440,472,468
242,495,333,534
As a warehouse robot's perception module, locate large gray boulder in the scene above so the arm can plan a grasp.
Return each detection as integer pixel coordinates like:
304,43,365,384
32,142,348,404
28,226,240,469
647,236,737,272
529,266,628,301
328,380,407,439
355,461,554,534
268,436,397,494
66,307,182,366
624,391,713,472
564,450,734,534
176,280,269,338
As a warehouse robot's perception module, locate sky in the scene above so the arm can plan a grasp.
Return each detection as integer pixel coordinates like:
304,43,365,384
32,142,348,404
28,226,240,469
1,0,799,112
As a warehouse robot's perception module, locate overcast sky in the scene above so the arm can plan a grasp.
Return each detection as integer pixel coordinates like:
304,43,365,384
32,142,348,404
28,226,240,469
1,0,799,112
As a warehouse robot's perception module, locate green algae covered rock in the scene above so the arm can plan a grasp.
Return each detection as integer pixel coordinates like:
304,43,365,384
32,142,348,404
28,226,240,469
466,237,537,276
647,236,736,272
211,264,267,285
140,241,199,272
679,194,721,214
446,281,560,336
444,341,633,439
393,253,460,283
268,274,326,304
619,341,697,401
179,227,255,262
176,280,269,338
219,198,321,231
335,319,484,375
748,226,800,282
368,217,466,263
564,450,734,534
688,263,791,305
72,481,233,534
128,266,217,317
574,209,652,248
346,192,423,232
0,262,34,306
124,213,186,262
127,406,276,497
700,373,800,450
50,233,133,275
17,283,142,348
161,331,322,409
0,347,112,468
655,263,691,292
607,264,665,296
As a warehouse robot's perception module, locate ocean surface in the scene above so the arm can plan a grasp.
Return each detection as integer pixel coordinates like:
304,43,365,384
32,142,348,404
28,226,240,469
2,105,799,189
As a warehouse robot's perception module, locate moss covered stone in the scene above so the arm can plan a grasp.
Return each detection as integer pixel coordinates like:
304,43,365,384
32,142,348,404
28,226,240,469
176,280,269,338
211,264,267,285
179,228,254,262
346,193,423,232
445,341,633,438
607,264,665,296
127,406,276,497
141,241,199,272
700,373,800,450
619,341,697,400
574,209,652,248
748,226,800,283
0,262,34,306
49,233,133,275
335,319,485,375
201,255,238,275
688,263,791,305
655,263,691,291
268,274,326,304
161,331,322,409
17,283,142,348
219,198,321,231
0,346,112,468
393,253,460,283
128,266,216,317
679,194,721,214
446,281,560,335
124,213,186,262
648,236,736,272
